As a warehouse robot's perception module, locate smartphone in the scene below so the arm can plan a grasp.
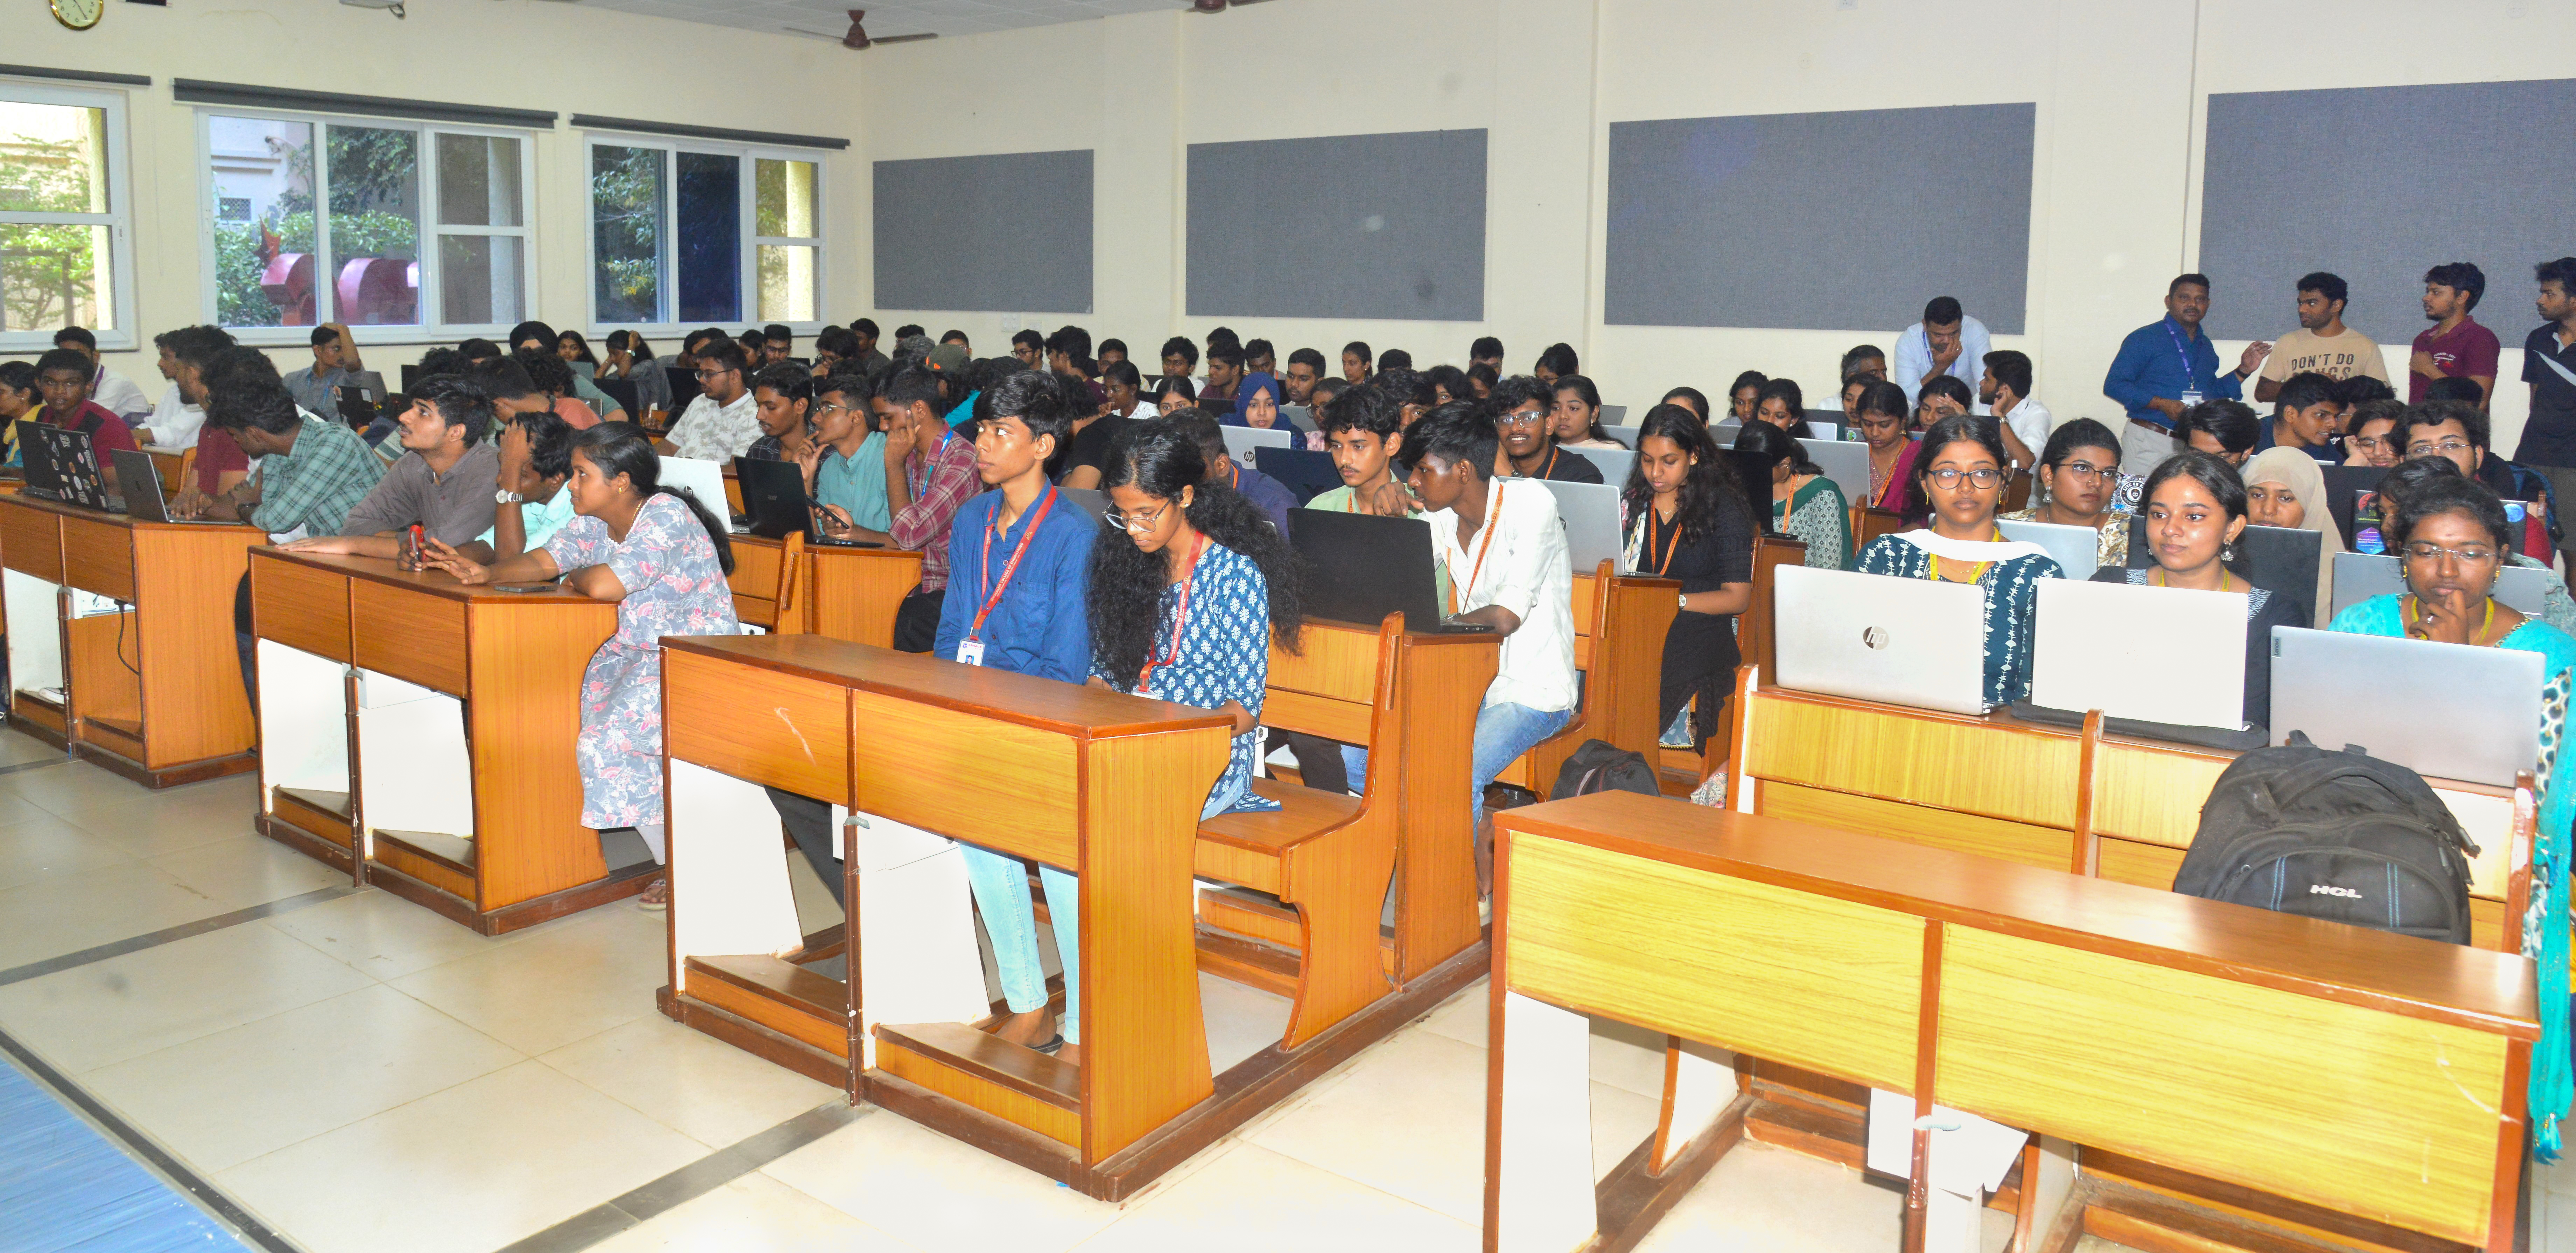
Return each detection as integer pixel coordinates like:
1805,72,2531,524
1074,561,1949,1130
405,525,423,566
493,582,558,594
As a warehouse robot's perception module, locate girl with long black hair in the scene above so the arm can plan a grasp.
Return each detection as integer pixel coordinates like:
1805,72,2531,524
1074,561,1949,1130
1620,404,1756,752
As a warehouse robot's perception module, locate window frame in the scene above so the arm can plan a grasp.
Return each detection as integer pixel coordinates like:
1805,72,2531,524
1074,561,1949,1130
582,131,827,340
0,79,138,353
193,105,538,346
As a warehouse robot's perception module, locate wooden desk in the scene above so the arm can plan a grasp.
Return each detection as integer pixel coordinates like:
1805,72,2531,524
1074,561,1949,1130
1493,562,1677,795
246,549,649,932
0,494,261,786
658,634,1240,1200
1486,793,2537,1253
727,533,924,643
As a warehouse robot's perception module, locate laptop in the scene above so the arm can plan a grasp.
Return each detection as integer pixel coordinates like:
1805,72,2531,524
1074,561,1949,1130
1220,426,1292,470
1797,438,1871,508
2128,519,2321,621
659,456,734,528
1598,404,1628,427
2030,578,2247,729
1287,508,1489,633
1601,425,1640,450
2329,551,2553,620
1252,447,1343,504
1280,404,1316,434
664,366,703,416
1996,519,2104,580
336,382,382,429
22,422,119,512
1772,565,1988,714
1564,446,1634,487
110,450,233,525
2318,465,2384,550
2268,626,2542,787
1535,480,1622,573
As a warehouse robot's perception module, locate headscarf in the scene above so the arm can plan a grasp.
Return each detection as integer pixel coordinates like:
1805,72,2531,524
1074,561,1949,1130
2242,447,2344,624
1226,371,1283,429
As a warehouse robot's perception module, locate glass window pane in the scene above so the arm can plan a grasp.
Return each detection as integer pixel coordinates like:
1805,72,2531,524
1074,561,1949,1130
323,124,421,327
0,101,108,214
756,244,816,323
436,133,521,227
754,158,815,238
1,222,112,333
208,115,316,327
676,151,739,323
438,233,523,327
592,145,664,325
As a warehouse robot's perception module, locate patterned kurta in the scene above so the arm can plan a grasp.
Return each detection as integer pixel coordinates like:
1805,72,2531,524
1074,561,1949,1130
1775,475,1851,570
1853,536,2063,710
1093,542,1279,816
545,492,741,827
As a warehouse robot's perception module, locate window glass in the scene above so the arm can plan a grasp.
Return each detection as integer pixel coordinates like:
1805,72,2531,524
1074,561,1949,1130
207,115,316,327
439,234,524,327
674,151,739,323
757,245,817,323
0,92,125,344
324,124,421,327
754,158,815,238
436,133,522,227
592,144,664,324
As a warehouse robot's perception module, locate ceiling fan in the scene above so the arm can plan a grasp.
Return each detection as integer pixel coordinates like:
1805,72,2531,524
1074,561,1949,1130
836,8,936,48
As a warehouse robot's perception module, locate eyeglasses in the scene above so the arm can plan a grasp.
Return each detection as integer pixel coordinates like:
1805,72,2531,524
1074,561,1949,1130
2402,541,2499,565
693,367,736,381
2350,433,2394,452
812,401,852,419
1926,467,2004,489
2407,439,2474,457
2054,461,2117,482
1500,410,1548,428
1101,502,1171,534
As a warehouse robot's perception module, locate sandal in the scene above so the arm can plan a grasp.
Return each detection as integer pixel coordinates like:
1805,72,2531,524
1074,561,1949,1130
636,877,670,910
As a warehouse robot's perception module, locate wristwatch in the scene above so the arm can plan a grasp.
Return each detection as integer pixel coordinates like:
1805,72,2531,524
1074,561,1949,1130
495,488,523,505
1676,592,1688,610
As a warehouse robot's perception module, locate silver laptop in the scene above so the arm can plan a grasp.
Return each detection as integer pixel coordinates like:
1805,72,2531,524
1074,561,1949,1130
2330,551,2552,620
1534,480,1622,573
109,449,233,525
1601,425,1640,450
1565,446,1634,487
1220,426,1292,470
1281,404,1316,433
1797,438,1872,510
1996,519,2103,580
2031,578,2246,728
1773,565,1989,714
2268,626,2542,786
1598,404,1627,426
660,456,733,527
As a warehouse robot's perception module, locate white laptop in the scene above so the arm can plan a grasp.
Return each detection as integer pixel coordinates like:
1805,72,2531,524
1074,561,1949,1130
1281,404,1316,433
660,456,733,527
1220,426,1292,470
1535,480,1622,574
1598,404,1628,426
1797,438,1871,508
2269,626,2542,786
2329,551,2553,620
1565,446,1634,487
1996,519,2103,580
2030,578,2246,729
1773,565,1989,714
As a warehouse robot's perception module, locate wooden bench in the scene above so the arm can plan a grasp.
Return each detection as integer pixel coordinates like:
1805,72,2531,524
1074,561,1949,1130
1662,533,1807,791
1492,559,1677,794
729,533,926,644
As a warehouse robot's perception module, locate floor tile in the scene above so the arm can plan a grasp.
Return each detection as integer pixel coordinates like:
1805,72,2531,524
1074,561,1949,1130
0,727,69,766
0,860,241,971
1077,1141,1476,1253
2542,1149,2576,1199
262,888,549,981
764,1109,1124,1253
388,906,673,1055
1198,970,1293,1075
77,983,524,1172
1415,977,1486,1046
1634,1141,1900,1253
53,784,264,859
214,1060,710,1253
146,835,346,911
0,810,136,891
5,759,206,822
588,1171,921,1253
0,920,374,1072
538,1015,840,1148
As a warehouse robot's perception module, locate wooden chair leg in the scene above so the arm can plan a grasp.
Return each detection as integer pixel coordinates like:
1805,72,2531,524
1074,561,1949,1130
1280,824,1398,1049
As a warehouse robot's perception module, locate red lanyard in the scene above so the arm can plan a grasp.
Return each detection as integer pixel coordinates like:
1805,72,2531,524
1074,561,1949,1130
1448,482,1506,614
967,485,1057,642
1140,533,1206,690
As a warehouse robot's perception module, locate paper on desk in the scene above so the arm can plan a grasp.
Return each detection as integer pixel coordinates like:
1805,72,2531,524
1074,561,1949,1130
1864,1087,2028,1196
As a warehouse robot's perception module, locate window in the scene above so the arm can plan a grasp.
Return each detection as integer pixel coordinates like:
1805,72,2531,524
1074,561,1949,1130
0,83,133,351
200,111,532,340
586,136,826,335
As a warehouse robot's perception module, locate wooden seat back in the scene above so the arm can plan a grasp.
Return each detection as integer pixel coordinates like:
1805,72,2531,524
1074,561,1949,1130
771,532,806,636
1259,613,1402,764
1495,560,1676,792
1849,503,1907,549
1695,534,1807,776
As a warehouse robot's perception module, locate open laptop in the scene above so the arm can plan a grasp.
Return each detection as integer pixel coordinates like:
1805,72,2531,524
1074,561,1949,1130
1287,508,1488,633
1535,480,1622,573
1997,519,2104,580
2269,626,2542,787
2329,550,2553,620
1772,565,1988,714
22,422,119,512
659,456,734,529
2128,520,2321,621
1280,404,1316,433
1220,426,1292,470
110,450,233,525
1252,447,1343,504
1564,446,1634,487
1797,438,1871,507
2030,578,2246,729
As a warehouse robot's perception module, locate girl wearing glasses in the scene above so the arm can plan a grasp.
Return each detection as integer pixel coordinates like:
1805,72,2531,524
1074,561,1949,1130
1856,414,2064,709
2092,452,2306,727
2002,418,2133,568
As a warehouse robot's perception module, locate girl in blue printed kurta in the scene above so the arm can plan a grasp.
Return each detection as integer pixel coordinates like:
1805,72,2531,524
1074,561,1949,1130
422,422,738,909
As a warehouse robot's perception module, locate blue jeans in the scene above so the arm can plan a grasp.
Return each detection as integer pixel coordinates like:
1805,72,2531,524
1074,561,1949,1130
1344,701,1574,826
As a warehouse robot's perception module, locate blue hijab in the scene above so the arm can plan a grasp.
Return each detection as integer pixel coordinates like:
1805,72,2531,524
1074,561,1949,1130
1225,371,1283,429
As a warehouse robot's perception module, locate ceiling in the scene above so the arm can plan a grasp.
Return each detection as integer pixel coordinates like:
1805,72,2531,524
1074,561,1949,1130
575,0,1202,46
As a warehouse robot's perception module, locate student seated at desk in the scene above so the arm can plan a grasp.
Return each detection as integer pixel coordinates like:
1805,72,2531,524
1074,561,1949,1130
1856,414,2065,710
139,324,231,450
742,363,818,465
2242,446,2347,625
2174,398,2259,469
509,320,623,421
424,424,740,906
1751,378,1805,433
1494,375,1602,484
517,351,614,426
1853,380,1924,521
797,368,892,542
275,377,501,564
2343,397,2404,469
2090,451,2306,727
1659,385,1711,422
2398,399,2561,562
596,331,672,419
1150,375,1198,417
1914,374,1973,425
659,340,761,462
0,361,34,465
1167,409,1296,537
31,348,139,491
1233,371,1286,432
472,356,598,438
1734,419,1849,570
2000,417,2132,567
876,365,982,649
454,407,574,563
1621,405,1755,752
1549,375,1624,450
1311,383,1415,518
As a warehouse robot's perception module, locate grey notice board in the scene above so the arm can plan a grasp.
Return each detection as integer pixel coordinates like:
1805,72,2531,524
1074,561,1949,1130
1605,104,2035,334
2198,79,2576,345
873,149,1093,313
1187,129,1486,322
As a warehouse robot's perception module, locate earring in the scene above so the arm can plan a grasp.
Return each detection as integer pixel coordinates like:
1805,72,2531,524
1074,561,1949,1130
2221,542,2236,562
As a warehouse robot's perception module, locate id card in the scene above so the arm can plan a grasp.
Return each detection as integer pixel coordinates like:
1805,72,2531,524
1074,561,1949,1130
2178,389,2205,407
955,638,985,667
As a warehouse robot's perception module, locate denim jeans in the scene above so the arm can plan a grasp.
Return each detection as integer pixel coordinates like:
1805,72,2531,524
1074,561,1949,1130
1343,701,1574,826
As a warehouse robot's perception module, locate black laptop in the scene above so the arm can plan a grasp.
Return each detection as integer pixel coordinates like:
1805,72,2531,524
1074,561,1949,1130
731,455,881,547
1287,508,1489,633
22,422,120,512
2125,518,2321,620
1254,447,1344,505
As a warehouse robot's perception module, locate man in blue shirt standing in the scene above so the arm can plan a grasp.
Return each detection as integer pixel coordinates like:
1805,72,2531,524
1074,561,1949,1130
2103,273,2274,475
932,370,1100,1062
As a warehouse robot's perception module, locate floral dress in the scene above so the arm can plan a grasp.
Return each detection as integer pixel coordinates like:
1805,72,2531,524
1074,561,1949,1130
544,492,741,827
1092,541,1279,817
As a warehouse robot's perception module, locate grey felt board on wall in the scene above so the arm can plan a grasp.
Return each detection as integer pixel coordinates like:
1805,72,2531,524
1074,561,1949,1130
2198,78,2576,346
873,149,1093,313
1604,104,2035,335
1186,130,1486,322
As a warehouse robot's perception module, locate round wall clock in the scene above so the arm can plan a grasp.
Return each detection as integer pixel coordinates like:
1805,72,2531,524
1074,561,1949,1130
51,0,105,29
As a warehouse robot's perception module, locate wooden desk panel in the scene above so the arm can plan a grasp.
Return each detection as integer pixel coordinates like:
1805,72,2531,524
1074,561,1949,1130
351,579,468,696
729,537,782,627
807,547,925,647
128,527,261,769
849,687,1079,869
663,647,852,803
248,555,353,663
465,593,621,910
0,502,61,582
1746,691,2081,830
59,516,134,601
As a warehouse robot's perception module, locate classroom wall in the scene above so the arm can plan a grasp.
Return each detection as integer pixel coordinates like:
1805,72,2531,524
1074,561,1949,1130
6,0,864,384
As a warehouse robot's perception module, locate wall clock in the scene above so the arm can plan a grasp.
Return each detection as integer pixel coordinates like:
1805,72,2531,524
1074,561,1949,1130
51,0,105,29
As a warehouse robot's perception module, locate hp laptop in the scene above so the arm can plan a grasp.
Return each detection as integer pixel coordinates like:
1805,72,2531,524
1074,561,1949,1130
1534,479,1621,573
111,450,233,525
2030,578,2247,729
1772,565,1988,714
2329,550,2553,620
22,422,120,512
1996,519,2104,580
2269,626,2541,787
1220,426,1292,470
1287,508,1489,634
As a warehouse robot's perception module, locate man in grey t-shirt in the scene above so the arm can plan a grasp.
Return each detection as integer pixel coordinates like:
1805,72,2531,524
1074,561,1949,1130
274,376,501,563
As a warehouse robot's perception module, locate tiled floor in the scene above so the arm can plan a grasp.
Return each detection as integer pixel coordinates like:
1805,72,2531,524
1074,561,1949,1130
0,725,2561,1252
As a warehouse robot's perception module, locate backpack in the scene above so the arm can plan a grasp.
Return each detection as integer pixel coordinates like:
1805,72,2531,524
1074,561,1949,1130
1548,739,1661,802
2170,733,2478,945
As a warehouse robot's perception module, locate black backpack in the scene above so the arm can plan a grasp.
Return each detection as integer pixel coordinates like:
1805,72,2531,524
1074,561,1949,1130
2171,733,2479,945
1548,739,1661,802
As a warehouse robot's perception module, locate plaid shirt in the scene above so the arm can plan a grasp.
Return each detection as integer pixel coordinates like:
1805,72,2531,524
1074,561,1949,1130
254,414,387,538
890,432,981,592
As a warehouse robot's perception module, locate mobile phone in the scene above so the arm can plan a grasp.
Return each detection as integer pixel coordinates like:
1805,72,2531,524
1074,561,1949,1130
406,525,424,565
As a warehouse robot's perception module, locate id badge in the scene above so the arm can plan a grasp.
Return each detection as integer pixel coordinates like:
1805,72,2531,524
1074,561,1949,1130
955,638,986,667
2178,389,2205,407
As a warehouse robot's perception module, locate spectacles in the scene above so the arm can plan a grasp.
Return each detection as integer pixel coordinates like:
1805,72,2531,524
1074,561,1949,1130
1500,410,1548,428
1927,467,2004,489
2054,461,2117,482
694,367,736,381
2402,541,2499,565
812,401,852,419
1101,502,1171,534
2350,434,2393,451
2407,439,2473,457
